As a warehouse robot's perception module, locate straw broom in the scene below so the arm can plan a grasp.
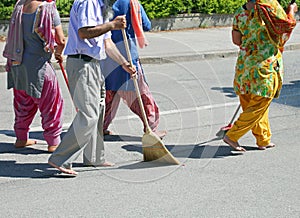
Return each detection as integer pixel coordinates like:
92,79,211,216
121,29,180,164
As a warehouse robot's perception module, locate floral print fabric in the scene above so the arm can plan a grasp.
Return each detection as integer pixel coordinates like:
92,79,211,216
232,5,283,98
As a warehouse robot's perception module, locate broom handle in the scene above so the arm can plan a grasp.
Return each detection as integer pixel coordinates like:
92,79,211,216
229,104,241,125
59,62,78,112
122,29,152,133
59,62,70,90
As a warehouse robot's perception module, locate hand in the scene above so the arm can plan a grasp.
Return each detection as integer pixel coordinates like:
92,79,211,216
122,62,136,78
288,2,298,13
111,15,126,30
54,52,63,63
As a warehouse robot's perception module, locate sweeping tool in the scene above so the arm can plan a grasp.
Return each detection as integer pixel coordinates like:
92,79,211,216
216,104,241,139
59,62,70,90
121,29,180,164
58,62,78,112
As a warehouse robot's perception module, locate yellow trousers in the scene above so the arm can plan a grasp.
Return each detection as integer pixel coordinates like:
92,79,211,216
227,70,280,146
226,94,273,146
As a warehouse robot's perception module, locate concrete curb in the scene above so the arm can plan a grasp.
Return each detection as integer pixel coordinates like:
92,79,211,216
1,43,300,72
139,42,300,64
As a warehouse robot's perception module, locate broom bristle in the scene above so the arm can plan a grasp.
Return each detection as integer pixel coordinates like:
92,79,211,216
142,132,180,165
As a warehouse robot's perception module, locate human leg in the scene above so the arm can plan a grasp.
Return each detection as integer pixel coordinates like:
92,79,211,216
36,64,63,152
251,105,273,148
83,71,113,166
49,58,105,173
13,89,38,148
103,90,120,134
225,94,272,151
119,61,163,136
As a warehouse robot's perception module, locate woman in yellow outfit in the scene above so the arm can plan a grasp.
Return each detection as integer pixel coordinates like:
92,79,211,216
224,0,297,151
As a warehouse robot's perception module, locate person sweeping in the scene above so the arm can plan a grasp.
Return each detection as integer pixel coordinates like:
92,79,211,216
101,0,166,139
224,0,297,151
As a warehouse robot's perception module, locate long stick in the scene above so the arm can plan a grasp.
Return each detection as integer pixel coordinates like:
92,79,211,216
121,29,152,133
59,62,77,112
228,104,240,125
59,62,70,90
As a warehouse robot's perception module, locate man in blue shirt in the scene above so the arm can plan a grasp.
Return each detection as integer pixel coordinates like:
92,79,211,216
48,0,135,175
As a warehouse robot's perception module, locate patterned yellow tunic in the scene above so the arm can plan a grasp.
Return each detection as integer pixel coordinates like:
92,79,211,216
232,5,283,98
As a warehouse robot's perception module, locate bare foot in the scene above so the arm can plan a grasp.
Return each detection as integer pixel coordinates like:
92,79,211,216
100,161,115,167
84,161,115,167
48,145,58,153
223,135,246,152
48,161,78,176
154,130,167,139
15,139,37,148
258,143,275,150
103,130,113,135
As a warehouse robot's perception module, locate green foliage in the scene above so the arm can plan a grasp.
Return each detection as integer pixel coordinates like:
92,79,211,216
0,0,298,20
56,0,74,17
189,0,246,14
140,0,299,18
139,0,194,19
0,0,15,20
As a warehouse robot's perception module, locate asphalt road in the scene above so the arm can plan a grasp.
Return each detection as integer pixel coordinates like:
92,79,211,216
0,50,299,217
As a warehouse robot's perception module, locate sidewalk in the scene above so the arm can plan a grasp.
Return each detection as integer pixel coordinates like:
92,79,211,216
1,25,300,218
1,25,300,71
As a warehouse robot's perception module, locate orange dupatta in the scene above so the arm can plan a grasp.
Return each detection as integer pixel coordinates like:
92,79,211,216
130,0,148,48
256,0,296,50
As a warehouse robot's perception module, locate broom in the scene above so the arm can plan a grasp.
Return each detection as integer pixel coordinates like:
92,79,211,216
59,62,70,90
58,62,78,112
121,29,180,164
216,104,241,139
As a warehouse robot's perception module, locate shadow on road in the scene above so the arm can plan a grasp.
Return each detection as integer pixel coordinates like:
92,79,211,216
211,86,237,98
121,142,245,160
0,142,48,154
0,160,57,179
0,129,45,141
212,79,300,108
273,80,300,107
104,134,141,142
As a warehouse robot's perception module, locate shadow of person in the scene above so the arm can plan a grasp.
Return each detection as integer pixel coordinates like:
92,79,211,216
121,142,244,161
211,86,237,98
0,129,46,141
0,160,56,178
104,134,142,142
273,80,300,108
0,142,49,155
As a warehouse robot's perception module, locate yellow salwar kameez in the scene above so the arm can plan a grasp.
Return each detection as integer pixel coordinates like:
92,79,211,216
226,0,296,148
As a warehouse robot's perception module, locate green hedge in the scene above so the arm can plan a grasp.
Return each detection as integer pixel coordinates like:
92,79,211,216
140,0,298,19
0,0,297,20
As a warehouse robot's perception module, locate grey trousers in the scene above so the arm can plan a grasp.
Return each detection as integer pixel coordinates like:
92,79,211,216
49,57,106,168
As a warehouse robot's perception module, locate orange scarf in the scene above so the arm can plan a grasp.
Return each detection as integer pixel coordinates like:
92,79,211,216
256,0,296,49
130,0,148,48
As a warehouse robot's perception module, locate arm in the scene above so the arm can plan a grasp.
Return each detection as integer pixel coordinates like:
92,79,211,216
287,2,298,17
54,25,66,63
78,15,126,39
232,30,242,46
104,38,136,76
141,5,151,31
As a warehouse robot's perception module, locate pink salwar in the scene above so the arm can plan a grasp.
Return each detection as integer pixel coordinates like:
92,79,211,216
104,73,159,133
13,68,63,146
